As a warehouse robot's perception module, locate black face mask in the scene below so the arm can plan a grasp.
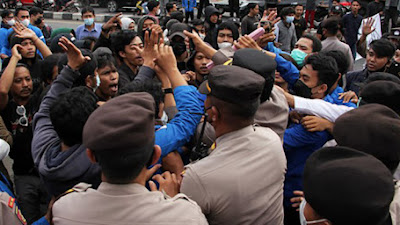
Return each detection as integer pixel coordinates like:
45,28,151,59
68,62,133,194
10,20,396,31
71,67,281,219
291,79,313,98
171,41,186,57
386,59,400,78
34,18,42,25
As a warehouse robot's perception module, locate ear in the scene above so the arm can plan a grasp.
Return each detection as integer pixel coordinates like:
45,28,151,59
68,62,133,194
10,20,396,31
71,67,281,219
86,149,97,163
118,50,126,59
318,83,328,94
151,145,162,165
85,75,93,87
211,106,219,122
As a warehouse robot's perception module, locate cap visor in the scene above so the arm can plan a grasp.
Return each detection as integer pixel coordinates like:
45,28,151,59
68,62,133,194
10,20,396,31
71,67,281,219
168,32,186,40
198,80,211,95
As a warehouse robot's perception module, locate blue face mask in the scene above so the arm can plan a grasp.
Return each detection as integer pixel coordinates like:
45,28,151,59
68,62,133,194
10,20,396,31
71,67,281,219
286,16,294,24
84,18,94,26
290,49,308,67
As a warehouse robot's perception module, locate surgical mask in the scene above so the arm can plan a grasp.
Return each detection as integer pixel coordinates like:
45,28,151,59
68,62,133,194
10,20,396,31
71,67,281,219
291,49,308,67
156,111,169,125
199,33,206,40
286,16,294,24
84,18,94,26
7,19,15,26
299,199,329,225
0,139,10,161
292,79,313,99
34,17,43,25
171,41,187,56
92,74,100,92
21,19,30,27
217,42,232,49
157,9,161,15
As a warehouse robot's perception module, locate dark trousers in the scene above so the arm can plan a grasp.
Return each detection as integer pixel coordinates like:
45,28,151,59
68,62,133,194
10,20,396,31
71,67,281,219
229,0,240,18
383,6,399,33
14,175,49,224
284,205,301,225
185,11,194,23
197,0,209,19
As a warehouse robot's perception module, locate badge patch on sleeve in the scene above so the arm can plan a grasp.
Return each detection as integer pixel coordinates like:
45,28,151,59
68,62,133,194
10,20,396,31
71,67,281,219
7,197,15,208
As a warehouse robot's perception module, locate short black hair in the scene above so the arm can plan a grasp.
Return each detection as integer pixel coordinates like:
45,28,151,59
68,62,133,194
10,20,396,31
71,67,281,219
170,11,184,22
295,4,304,8
166,2,176,12
110,30,138,61
280,6,295,18
93,139,154,184
15,7,29,17
1,9,12,18
81,6,95,16
50,86,98,146
351,0,360,4
322,17,340,35
247,3,258,10
321,50,349,75
370,39,396,59
57,49,97,87
217,21,239,41
96,52,116,70
29,6,43,16
191,18,204,26
41,54,61,85
118,80,164,118
147,0,160,12
304,54,339,93
301,34,322,52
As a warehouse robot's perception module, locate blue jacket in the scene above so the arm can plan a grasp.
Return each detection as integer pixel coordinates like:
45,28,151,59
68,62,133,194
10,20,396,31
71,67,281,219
155,85,203,161
283,124,331,207
1,25,46,58
182,0,197,12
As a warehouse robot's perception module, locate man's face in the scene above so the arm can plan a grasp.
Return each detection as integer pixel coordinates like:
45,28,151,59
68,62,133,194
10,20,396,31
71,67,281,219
195,25,205,35
142,19,155,30
251,5,259,15
31,13,44,26
122,36,144,66
217,28,233,44
267,7,277,15
366,48,389,71
294,37,313,54
96,65,119,98
193,52,211,76
351,1,360,13
295,6,304,16
19,39,36,58
332,0,339,6
299,64,323,99
171,4,178,12
11,67,32,99
17,10,29,22
82,12,95,20
210,14,218,24
2,13,13,24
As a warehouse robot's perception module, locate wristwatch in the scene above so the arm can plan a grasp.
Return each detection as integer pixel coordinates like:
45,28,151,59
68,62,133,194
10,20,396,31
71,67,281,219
163,88,173,94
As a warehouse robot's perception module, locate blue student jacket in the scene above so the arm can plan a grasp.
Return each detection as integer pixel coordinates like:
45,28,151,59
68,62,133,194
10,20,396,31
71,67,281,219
182,0,197,12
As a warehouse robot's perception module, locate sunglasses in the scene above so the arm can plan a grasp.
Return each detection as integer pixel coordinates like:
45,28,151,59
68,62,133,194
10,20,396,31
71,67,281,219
16,105,28,127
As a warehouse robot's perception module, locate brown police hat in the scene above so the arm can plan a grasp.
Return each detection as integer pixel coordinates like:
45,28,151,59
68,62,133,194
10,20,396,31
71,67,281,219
198,65,265,104
83,92,156,153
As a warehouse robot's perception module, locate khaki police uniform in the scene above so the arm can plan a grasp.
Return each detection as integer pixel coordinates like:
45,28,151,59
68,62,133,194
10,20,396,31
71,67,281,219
0,191,27,225
181,125,287,225
52,182,208,225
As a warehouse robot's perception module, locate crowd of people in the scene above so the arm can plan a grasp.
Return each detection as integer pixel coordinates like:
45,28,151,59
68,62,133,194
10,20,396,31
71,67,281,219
0,0,399,224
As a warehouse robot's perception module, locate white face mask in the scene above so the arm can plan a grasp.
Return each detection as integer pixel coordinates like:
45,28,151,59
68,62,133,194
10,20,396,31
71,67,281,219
7,19,15,26
156,111,168,125
217,42,232,49
92,74,100,92
299,199,329,225
199,33,206,40
0,139,10,161
21,19,30,27
157,9,161,15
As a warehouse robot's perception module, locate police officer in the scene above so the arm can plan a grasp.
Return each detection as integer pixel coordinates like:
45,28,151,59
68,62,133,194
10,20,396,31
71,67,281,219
180,65,287,224
51,92,208,225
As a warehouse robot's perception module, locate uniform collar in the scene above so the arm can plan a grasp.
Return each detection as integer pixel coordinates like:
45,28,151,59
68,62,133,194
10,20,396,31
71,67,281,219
97,182,149,195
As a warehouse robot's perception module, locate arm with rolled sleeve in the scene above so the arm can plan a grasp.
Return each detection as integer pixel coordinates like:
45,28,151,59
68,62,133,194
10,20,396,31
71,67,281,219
293,96,353,122
31,66,81,167
275,53,299,87
155,85,203,159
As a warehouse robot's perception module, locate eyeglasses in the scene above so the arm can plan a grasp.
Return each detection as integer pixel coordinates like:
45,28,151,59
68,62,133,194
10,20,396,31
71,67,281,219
16,105,28,127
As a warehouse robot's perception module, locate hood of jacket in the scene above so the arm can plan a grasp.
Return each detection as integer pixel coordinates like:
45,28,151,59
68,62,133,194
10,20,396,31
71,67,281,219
204,6,219,24
137,15,157,38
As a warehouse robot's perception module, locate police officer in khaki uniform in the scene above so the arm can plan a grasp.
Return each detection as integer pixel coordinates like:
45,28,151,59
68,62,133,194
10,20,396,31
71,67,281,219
51,92,208,225
181,65,287,225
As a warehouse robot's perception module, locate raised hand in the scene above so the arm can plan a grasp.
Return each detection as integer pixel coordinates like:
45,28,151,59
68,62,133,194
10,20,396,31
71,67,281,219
234,35,262,50
142,27,162,68
154,43,177,72
102,13,122,32
11,44,22,60
58,36,91,70
362,17,375,36
13,21,37,41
